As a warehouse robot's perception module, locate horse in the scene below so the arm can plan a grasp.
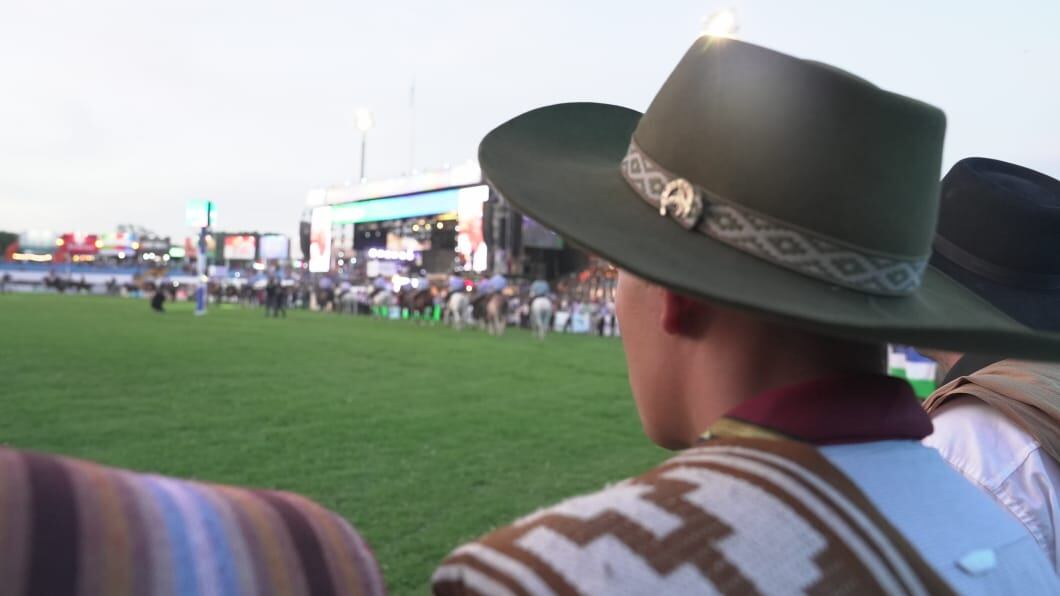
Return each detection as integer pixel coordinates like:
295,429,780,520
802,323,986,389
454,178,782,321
530,295,554,341
338,290,361,315
43,276,68,294
400,287,436,323
370,288,396,318
470,292,491,328
445,291,471,330
484,293,509,336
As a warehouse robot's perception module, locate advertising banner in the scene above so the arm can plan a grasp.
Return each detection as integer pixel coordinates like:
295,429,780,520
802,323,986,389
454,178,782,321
59,233,100,255
185,200,217,228
223,235,257,260
98,231,136,255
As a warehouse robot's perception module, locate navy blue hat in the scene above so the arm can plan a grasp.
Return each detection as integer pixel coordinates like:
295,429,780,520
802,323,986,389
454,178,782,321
932,158,1060,331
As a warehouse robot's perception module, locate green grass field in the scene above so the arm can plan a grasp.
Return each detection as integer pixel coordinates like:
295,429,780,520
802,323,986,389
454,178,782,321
0,293,664,594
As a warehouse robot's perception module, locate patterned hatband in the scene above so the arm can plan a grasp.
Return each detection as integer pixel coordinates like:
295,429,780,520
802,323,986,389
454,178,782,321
620,140,928,296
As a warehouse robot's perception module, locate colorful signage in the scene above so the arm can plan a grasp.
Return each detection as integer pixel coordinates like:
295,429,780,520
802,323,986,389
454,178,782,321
98,231,136,255
185,200,217,228
223,235,257,260
59,233,100,255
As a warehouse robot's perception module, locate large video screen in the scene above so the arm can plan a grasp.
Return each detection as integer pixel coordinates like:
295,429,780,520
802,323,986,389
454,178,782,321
308,206,333,273
259,234,289,260
456,185,489,272
223,235,257,260
522,216,564,250
330,184,488,224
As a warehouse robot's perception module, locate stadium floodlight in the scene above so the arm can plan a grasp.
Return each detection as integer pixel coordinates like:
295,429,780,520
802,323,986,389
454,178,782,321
701,8,739,38
355,108,374,181
355,109,374,133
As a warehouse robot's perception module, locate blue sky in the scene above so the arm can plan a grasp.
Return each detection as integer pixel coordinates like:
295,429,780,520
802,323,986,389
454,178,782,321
1,0,1057,247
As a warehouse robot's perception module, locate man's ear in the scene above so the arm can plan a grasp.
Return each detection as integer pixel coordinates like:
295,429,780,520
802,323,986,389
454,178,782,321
661,290,712,337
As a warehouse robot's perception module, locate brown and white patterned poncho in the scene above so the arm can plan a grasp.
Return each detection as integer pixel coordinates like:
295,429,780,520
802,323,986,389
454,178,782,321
433,437,952,596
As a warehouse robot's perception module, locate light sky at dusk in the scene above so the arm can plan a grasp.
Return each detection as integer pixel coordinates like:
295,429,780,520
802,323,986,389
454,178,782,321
1,0,1057,252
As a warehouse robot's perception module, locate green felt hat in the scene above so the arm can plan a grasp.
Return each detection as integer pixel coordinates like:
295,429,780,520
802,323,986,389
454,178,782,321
479,38,1060,360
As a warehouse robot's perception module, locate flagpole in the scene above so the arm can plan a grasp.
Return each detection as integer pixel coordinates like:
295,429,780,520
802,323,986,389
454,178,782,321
409,78,416,174
195,201,211,316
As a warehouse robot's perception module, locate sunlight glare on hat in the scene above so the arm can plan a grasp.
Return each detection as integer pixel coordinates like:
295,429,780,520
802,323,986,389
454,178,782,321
701,8,739,38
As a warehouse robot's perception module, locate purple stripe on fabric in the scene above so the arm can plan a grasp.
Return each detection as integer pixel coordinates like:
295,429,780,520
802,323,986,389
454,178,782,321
24,451,79,596
0,449,31,596
111,470,156,596
256,491,336,596
65,459,104,596
119,472,177,596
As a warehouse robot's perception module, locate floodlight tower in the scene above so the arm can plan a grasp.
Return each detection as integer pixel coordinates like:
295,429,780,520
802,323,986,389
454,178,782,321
355,108,374,181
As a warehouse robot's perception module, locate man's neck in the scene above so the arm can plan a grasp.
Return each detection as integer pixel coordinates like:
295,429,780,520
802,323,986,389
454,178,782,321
680,334,886,444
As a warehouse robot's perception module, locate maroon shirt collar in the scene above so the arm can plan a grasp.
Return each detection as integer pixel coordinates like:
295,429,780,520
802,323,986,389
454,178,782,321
722,374,933,445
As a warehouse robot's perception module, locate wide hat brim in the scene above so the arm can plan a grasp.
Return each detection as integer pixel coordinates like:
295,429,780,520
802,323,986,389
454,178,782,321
480,102,1060,361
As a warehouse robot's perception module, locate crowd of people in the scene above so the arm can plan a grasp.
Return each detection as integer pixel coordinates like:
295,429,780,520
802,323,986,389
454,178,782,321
4,252,628,339
236,270,624,338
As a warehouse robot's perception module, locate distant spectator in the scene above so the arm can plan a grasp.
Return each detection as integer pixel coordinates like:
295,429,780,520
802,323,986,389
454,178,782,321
150,286,166,313
266,278,288,319
265,277,279,317
319,276,336,312
530,278,550,298
275,284,288,317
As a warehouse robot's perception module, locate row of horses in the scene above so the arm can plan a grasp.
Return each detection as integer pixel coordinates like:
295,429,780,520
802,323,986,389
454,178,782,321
332,285,556,340
444,289,555,340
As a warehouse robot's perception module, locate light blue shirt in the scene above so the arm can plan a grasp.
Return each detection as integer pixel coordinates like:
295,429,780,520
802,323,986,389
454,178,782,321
530,280,550,297
822,440,1060,594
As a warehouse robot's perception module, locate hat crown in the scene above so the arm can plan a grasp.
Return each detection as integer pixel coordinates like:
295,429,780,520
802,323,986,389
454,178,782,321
938,158,1060,274
634,39,946,261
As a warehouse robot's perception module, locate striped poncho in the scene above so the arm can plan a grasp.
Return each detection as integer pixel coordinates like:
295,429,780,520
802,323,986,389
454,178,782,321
0,447,385,596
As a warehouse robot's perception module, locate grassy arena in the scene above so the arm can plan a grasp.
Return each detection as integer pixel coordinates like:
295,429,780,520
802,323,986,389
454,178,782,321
0,293,665,594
